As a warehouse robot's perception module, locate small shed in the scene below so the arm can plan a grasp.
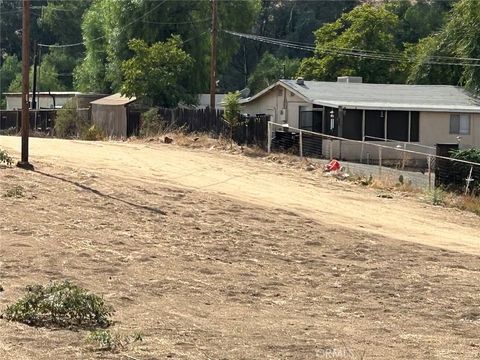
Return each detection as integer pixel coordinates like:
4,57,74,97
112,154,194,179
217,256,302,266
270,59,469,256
90,93,137,138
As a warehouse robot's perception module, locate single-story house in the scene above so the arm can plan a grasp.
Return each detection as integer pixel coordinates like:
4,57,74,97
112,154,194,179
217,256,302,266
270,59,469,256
4,92,106,110
240,77,480,161
90,93,137,138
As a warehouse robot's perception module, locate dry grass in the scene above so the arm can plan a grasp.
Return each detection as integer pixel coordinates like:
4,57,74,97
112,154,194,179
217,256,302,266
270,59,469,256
1,163,480,359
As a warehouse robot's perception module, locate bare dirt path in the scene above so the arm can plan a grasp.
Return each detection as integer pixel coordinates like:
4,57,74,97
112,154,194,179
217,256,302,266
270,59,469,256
1,136,479,255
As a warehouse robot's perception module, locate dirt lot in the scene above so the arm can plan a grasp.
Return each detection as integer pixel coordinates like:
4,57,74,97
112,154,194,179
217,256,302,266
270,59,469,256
0,136,479,359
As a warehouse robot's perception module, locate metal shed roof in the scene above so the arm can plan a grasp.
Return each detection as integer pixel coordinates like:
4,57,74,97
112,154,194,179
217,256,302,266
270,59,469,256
243,80,480,113
90,93,137,106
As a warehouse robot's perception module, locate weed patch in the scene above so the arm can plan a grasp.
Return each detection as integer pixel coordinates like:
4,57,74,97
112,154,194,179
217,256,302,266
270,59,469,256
0,148,13,166
87,329,143,351
4,185,24,198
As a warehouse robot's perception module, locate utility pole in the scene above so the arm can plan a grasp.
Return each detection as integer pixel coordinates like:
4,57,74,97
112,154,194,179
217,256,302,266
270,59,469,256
209,0,217,109
18,0,33,170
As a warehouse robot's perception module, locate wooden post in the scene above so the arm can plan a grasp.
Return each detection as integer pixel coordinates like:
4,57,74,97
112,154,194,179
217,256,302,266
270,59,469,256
18,0,33,170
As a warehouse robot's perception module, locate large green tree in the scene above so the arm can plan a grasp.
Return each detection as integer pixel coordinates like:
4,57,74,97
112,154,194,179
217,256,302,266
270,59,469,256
298,4,401,83
121,36,193,107
74,0,260,97
405,0,480,93
247,52,299,94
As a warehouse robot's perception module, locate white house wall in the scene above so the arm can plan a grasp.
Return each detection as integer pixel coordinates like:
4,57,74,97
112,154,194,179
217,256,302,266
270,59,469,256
6,95,74,110
242,85,311,127
419,112,480,148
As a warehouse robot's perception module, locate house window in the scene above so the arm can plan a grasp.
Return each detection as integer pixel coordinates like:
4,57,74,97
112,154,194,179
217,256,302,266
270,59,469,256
450,114,470,135
299,106,313,131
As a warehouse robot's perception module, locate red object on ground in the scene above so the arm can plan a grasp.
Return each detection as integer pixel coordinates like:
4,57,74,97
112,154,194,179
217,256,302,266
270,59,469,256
325,159,341,172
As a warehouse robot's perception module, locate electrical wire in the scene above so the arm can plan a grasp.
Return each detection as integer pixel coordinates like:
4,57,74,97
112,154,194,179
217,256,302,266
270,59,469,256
142,18,210,25
38,0,168,49
224,30,480,67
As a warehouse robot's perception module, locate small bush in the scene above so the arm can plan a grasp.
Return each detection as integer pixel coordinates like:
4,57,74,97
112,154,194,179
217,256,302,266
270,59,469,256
87,329,143,351
54,99,88,138
140,108,166,137
0,148,13,166
81,125,104,141
425,187,447,206
3,281,114,328
4,185,24,198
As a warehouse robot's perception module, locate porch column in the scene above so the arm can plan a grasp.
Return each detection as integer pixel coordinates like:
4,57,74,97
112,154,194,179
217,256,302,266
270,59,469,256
362,109,366,141
384,110,388,140
408,111,412,142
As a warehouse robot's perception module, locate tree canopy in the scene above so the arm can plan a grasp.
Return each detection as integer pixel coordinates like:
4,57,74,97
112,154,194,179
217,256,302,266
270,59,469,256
121,36,193,107
298,4,401,83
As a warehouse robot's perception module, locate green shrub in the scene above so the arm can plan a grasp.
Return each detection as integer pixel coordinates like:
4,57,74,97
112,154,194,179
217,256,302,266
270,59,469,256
87,329,143,351
3,281,114,328
140,108,166,137
0,148,13,166
81,125,104,141
425,187,447,206
54,99,88,138
449,148,480,193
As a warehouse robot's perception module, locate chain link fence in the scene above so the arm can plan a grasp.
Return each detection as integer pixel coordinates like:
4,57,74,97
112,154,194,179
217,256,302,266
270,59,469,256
268,121,480,193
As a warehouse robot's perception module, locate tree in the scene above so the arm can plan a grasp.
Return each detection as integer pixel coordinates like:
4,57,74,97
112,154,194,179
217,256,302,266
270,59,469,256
8,61,65,92
121,36,193,107
404,0,480,93
0,55,21,108
386,0,456,46
74,0,260,95
298,4,402,83
222,91,242,146
247,52,300,94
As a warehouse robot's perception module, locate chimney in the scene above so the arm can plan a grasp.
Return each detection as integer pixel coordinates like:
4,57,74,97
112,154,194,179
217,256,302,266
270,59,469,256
337,76,363,83
296,77,305,85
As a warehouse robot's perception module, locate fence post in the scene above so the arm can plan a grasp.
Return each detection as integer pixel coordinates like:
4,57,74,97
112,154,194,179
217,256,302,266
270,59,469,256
360,136,365,163
267,122,272,153
465,166,474,195
378,147,382,176
402,143,407,170
329,139,333,160
299,130,303,158
427,155,432,190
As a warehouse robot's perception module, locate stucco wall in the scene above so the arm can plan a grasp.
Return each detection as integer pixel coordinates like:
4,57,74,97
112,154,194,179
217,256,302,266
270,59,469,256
419,112,480,147
91,104,127,138
241,85,310,128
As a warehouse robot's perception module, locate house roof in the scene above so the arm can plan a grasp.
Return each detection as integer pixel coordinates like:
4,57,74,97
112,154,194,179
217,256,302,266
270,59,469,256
90,93,137,106
242,80,480,113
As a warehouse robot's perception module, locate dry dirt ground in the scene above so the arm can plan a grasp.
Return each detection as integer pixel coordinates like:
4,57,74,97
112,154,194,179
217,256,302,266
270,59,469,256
0,136,479,360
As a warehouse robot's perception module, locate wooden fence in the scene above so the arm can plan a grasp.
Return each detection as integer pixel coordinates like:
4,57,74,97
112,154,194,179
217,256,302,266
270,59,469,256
154,108,270,149
1,107,270,149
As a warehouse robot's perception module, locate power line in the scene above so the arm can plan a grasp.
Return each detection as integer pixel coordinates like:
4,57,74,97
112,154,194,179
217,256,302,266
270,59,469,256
142,18,210,25
224,30,480,68
38,0,168,49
